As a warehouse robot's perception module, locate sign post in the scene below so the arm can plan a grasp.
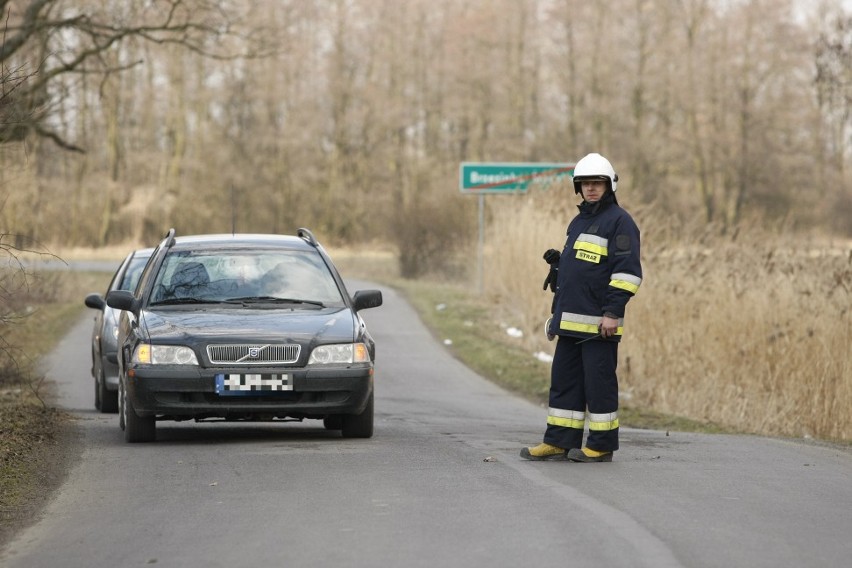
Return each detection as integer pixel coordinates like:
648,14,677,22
459,162,574,293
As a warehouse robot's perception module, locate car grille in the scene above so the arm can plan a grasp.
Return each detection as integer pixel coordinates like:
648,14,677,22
206,344,301,365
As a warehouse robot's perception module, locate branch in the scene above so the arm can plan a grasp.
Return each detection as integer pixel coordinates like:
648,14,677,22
33,123,83,152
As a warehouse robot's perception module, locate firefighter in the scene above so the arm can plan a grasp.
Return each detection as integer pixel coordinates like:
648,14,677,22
521,152,642,462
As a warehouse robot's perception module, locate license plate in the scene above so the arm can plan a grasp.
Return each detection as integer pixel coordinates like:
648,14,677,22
215,373,292,395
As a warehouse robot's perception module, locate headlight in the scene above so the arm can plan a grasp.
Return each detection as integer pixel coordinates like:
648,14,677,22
308,343,370,365
133,344,198,365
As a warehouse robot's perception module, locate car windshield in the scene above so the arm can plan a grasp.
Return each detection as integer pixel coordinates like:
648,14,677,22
148,248,344,307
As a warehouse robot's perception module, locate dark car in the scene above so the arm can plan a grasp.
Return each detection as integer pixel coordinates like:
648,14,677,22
84,247,155,412
106,229,382,443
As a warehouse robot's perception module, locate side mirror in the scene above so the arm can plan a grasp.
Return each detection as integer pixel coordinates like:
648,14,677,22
84,293,106,310
106,290,139,313
352,290,382,311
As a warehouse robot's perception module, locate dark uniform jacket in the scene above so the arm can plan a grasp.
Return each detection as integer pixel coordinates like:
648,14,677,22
548,192,642,342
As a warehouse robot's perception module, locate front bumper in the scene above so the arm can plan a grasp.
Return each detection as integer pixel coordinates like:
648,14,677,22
126,364,373,420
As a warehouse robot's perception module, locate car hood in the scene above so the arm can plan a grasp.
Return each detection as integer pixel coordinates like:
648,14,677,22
139,306,358,345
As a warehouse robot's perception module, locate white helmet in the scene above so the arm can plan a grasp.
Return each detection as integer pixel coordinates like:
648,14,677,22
572,153,618,195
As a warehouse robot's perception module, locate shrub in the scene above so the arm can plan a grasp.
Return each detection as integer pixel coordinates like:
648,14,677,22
395,195,472,280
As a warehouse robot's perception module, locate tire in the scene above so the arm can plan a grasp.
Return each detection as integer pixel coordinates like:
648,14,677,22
341,392,373,439
121,378,156,443
94,368,102,412
323,415,343,430
118,377,125,431
98,369,118,413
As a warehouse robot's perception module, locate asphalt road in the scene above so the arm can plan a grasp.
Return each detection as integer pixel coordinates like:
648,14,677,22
1,281,851,568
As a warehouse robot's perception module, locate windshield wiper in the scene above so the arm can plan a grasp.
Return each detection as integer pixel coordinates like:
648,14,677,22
151,297,215,306
223,296,325,307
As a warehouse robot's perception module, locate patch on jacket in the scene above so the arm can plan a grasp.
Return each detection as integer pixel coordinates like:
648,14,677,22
614,234,631,256
576,250,601,263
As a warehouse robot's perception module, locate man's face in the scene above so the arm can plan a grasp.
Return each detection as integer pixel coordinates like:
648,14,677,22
581,179,607,202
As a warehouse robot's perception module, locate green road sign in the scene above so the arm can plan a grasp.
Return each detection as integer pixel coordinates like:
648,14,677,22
459,162,574,193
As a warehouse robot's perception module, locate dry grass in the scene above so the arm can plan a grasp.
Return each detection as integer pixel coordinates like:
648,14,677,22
482,187,852,442
0,269,107,543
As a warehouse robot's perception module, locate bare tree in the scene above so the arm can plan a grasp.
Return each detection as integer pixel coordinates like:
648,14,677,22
0,0,271,151
815,6,852,233
816,7,852,178
2,0,852,250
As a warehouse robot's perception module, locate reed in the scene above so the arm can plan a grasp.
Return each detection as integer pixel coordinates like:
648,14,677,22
484,187,852,441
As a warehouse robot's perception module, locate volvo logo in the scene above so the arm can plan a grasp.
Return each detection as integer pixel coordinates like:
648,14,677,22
235,345,269,362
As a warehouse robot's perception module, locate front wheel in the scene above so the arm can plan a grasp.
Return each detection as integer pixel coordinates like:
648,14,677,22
94,366,102,412
98,369,118,413
323,415,343,430
341,392,373,438
121,378,156,443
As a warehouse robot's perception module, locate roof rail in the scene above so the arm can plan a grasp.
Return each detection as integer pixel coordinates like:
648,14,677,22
164,228,176,248
297,227,318,246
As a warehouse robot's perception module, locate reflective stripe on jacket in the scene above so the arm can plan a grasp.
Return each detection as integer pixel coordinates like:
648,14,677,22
548,193,642,342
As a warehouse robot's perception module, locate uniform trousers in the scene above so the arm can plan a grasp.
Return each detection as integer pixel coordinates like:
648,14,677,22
543,335,620,452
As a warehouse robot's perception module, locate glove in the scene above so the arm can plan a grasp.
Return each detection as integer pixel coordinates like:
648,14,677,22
543,248,560,265
542,267,557,292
